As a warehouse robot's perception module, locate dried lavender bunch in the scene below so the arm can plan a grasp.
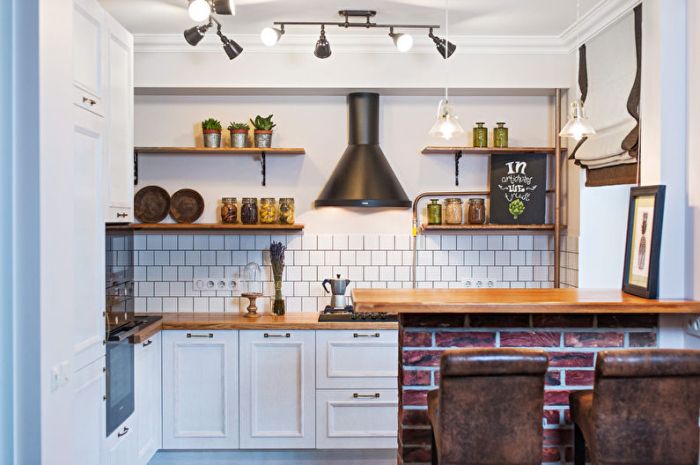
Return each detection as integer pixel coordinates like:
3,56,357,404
270,241,286,277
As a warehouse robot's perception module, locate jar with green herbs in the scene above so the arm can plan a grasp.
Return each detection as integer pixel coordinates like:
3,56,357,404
444,198,463,224
427,199,442,225
259,198,277,224
220,197,238,224
241,198,258,224
494,122,508,148
278,198,295,224
473,122,488,148
467,198,486,224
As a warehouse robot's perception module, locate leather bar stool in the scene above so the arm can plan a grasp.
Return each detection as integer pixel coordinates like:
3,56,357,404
570,349,700,465
427,348,549,465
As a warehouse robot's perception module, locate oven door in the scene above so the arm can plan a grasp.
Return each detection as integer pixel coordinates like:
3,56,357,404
105,338,134,437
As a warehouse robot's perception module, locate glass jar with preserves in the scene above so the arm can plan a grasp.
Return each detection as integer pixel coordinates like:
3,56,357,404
493,122,508,148
467,198,486,224
427,199,442,225
241,198,258,224
473,122,488,148
443,198,463,224
220,197,238,224
259,198,277,224
278,198,295,224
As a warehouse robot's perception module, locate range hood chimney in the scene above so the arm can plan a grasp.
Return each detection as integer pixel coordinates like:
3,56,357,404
315,92,411,208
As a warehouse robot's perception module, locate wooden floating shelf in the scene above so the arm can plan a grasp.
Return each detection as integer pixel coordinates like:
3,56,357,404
421,146,567,155
128,223,305,232
421,224,555,232
135,147,306,155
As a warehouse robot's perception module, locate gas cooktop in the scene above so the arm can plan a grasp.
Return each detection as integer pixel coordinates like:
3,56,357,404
317,306,397,323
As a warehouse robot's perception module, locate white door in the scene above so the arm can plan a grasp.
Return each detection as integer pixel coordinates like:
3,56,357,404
103,13,133,223
239,330,315,449
73,0,105,115
72,107,106,369
104,419,137,465
162,330,239,449
73,357,106,464
135,333,161,465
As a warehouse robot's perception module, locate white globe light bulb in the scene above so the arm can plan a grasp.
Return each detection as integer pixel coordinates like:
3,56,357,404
395,33,414,52
188,0,211,22
260,27,281,47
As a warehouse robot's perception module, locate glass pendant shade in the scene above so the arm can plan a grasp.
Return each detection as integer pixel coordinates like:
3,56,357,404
559,100,596,141
429,99,464,140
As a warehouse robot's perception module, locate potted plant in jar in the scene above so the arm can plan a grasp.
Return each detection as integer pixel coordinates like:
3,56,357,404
228,122,249,148
202,118,223,148
250,114,276,148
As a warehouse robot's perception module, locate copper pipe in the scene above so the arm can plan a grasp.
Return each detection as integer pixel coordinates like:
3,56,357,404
554,89,562,288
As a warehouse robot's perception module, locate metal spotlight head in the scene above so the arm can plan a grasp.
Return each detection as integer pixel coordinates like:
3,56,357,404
219,32,243,60
213,0,235,15
314,25,331,59
184,25,207,46
429,32,456,59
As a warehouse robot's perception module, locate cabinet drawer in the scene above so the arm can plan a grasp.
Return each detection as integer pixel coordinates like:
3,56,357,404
316,330,398,389
73,86,104,116
106,206,133,223
316,389,398,449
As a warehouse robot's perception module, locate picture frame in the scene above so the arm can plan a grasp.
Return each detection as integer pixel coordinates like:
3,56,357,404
622,185,665,298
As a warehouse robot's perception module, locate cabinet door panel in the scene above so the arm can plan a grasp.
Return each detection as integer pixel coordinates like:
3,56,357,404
104,420,136,465
73,357,106,464
73,0,104,109
162,331,239,449
240,331,315,449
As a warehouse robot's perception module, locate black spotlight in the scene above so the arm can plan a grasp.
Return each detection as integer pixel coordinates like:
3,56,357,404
219,32,243,60
429,31,456,59
314,25,331,59
184,24,208,46
213,0,235,15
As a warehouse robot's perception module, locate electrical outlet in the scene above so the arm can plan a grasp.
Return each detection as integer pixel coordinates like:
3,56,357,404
462,279,495,289
193,277,239,293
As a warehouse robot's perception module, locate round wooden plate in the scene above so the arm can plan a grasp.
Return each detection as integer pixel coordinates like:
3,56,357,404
134,186,170,223
170,188,204,223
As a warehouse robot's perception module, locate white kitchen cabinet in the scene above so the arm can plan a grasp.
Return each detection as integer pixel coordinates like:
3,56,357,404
135,332,161,465
103,13,134,223
73,357,106,464
72,107,106,370
104,420,137,465
316,330,398,389
162,330,239,449
316,389,398,449
73,0,105,116
239,330,316,449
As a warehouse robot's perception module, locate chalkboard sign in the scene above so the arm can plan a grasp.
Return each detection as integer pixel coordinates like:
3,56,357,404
489,153,547,225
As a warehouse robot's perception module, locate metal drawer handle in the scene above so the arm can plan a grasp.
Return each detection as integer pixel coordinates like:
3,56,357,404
187,333,213,338
264,333,290,338
82,96,97,106
142,339,152,347
116,212,128,218
117,427,129,438
354,333,380,338
353,393,380,399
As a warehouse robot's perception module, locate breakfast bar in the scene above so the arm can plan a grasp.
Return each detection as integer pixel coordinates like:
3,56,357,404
352,288,700,464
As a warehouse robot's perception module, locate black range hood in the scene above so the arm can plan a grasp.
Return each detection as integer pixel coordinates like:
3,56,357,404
315,92,411,208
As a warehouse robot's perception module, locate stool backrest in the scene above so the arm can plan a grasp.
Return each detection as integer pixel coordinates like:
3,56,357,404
592,349,700,465
437,348,549,465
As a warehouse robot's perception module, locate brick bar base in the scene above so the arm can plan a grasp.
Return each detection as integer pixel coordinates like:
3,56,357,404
398,313,658,465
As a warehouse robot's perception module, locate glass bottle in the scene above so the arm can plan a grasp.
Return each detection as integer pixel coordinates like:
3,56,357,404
443,198,463,224
494,122,509,148
473,122,488,148
278,198,295,225
220,197,238,224
427,199,442,225
467,198,486,224
259,198,277,224
241,198,258,224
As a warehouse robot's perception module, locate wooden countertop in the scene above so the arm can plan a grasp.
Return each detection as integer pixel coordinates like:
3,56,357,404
351,288,700,314
132,312,397,342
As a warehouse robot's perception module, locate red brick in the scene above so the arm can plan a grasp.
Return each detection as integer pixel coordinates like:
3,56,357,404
546,370,561,386
435,331,496,347
564,332,624,348
548,352,595,367
403,349,443,367
402,409,429,427
403,370,431,386
542,447,561,462
469,314,530,327
401,428,432,446
500,331,561,347
401,314,466,328
544,428,573,446
565,370,595,386
401,445,431,463
533,314,594,327
433,371,441,385
403,331,433,347
543,409,561,425
629,331,657,347
563,409,572,425
597,314,658,328
544,390,571,406
403,389,429,406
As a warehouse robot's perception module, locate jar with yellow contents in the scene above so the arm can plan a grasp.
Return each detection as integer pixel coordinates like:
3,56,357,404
259,198,278,224
278,198,295,225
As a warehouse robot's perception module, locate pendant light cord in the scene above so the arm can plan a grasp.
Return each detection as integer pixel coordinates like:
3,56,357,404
444,0,449,101
575,0,580,101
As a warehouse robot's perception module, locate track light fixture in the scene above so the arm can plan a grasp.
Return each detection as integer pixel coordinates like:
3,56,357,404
261,10,455,59
183,1,242,60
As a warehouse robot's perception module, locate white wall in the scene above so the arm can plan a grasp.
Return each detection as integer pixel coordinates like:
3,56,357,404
135,94,556,233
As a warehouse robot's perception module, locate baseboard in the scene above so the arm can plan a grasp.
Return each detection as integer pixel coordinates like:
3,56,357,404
149,449,397,465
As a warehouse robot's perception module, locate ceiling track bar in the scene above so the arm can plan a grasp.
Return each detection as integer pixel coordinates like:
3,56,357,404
272,21,441,30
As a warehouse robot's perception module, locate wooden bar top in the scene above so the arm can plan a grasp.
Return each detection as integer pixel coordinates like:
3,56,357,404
351,288,700,314
131,312,397,342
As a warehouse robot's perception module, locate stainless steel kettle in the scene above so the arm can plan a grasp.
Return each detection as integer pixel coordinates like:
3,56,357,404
322,274,351,309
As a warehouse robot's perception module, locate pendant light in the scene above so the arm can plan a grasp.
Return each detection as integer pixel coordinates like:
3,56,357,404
428,0,464,140
560,0,596,141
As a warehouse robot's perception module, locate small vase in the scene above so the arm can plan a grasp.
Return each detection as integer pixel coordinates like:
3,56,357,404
254,130,273,148
203,130,222,148
273,272,285,315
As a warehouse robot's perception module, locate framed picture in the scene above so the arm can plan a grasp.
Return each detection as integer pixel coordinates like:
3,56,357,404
622,185,665,298
489,153,547,225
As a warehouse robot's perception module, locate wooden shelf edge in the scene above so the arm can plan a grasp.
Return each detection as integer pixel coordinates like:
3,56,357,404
125,223,305,231
421,224,555,232
421,146,568,155
135,147,305,155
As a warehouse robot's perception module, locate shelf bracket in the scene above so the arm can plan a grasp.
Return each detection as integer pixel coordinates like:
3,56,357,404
134,149,139,185
454,151,462,186
260,152,266,186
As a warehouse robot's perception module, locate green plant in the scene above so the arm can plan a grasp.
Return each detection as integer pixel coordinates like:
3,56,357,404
228,122,250,131
250,114,276,131
202,118,222,131
508,199,525,220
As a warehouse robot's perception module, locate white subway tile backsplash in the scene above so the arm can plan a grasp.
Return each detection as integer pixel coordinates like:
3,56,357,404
395,266,410,281
170,251,185,266
333,234,348,250
309,250,324,266
348,234,364,250
371,251,387,266
433,251,449,266
503,235,518,250
178,235,193,250
425,235,441,251
519,235,534,250
395,235,410,250
387,251,402,266
487,236,502,250
146,235,162,250
341,251,356,266
356,250,371,266
472,236,487,250
162,266,178,281
302,266,317,282
185,251,200,266
479,251,495,266
162,235,178,250
325,250,340,266
348,266,364,281
425,266,441,281
224,235,240,250
147,267,162,282
441,235,457,251
178,266,193,282
364,234,380,250
201,251,216,266
441,266,456,282
193,235,209,250
255,235,271,250
456,236,472,250
317,234,333,250
380,235,394,250
364,266,379,281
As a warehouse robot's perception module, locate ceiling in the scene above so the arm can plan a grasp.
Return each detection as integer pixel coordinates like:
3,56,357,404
99,0,600,37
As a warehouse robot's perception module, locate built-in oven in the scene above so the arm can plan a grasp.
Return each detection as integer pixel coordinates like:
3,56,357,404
105,333,135,437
